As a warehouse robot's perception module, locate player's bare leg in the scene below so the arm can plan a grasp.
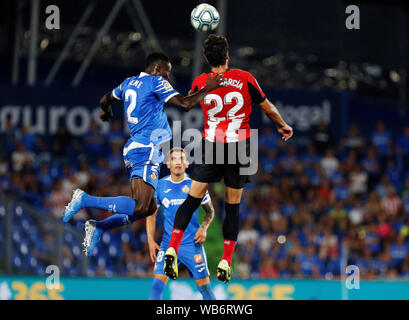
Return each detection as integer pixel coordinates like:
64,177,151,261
131,178,157,217
164,180,208,279
217,186,243,283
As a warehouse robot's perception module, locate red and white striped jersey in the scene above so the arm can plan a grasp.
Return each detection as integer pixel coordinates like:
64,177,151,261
190,69,266,143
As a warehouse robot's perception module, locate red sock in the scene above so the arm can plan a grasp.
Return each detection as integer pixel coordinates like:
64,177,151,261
221,239,237,265
168,228,185,253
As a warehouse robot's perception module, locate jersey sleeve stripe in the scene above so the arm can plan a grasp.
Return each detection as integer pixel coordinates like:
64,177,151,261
164,92,179,103
112,89,121,100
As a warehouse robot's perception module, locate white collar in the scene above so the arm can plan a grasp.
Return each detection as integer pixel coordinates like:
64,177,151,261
139,72,149,77
166,174,188,184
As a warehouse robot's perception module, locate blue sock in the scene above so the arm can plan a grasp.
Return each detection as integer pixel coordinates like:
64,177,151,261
82,194,135,216
198,284,216,300
149,278,166,300
95,212,143,232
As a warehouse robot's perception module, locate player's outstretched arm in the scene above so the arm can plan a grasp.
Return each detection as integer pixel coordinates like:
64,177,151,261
168,73,224,112
146,208,161,263
194,200,215,244
99,92,116,122
259,98,293,141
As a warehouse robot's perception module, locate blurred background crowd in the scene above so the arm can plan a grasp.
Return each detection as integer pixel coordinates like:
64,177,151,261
2,117,409,280
1,0,409,286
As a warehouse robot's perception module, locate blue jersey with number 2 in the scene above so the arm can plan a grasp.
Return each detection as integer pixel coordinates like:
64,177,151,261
112,72,179,146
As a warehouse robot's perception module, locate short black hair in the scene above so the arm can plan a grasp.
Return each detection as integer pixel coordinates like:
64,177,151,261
145,52,170,68
203,34,229,67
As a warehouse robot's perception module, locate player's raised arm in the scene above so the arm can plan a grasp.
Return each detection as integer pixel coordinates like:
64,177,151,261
146,207,161,263
168,73,224,112
99,91,116,122
259,99,293,141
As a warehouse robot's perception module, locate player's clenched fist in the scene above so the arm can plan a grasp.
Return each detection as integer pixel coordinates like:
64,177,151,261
100,108,113,122
278,123,293,141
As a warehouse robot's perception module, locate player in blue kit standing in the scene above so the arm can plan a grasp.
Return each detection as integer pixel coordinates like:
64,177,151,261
147,147,216,300
61,53,223,255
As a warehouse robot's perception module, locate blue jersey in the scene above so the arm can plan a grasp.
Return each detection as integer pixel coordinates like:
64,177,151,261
112,72,179,146
155,174,211,246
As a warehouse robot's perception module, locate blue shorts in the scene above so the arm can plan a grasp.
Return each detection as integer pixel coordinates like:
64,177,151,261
123,139,163,189
154,242,210,280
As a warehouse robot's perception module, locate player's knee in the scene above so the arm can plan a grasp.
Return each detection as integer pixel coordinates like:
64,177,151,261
132,200,150,216
133,197,157,217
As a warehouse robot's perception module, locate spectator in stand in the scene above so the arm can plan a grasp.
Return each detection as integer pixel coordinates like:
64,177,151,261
108,120,127,149
349,164,368,196
1,117,17,153
362,146,381,189
83,121,106,162
259,126,278,155
389,235,408,272
348,199,365,225
259,256,278,278
342,123,366,155
381,185,402,217
321,149,339,178
47,180,71,219
371,121,392,169
12,142,34,172
312,121,333,155
18,125,37,152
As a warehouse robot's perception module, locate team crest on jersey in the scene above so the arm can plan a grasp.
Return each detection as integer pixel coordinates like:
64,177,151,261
194,254,203,263
182,185,189,193
150,172,157,181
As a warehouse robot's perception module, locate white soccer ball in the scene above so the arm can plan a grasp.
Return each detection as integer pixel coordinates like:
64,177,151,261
190,3,220,32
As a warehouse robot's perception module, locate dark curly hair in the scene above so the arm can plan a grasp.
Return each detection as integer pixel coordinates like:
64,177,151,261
203,34,229,67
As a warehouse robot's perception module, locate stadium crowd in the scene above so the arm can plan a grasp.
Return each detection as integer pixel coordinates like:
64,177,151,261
1,118,409,279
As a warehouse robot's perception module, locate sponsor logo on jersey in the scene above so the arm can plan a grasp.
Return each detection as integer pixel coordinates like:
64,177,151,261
198,267,205,273
164,188,172,193
162,198,186,208
162,197,170,208
194,254,203,263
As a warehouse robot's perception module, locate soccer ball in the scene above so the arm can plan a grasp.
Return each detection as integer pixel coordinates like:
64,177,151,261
190,3,220,32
